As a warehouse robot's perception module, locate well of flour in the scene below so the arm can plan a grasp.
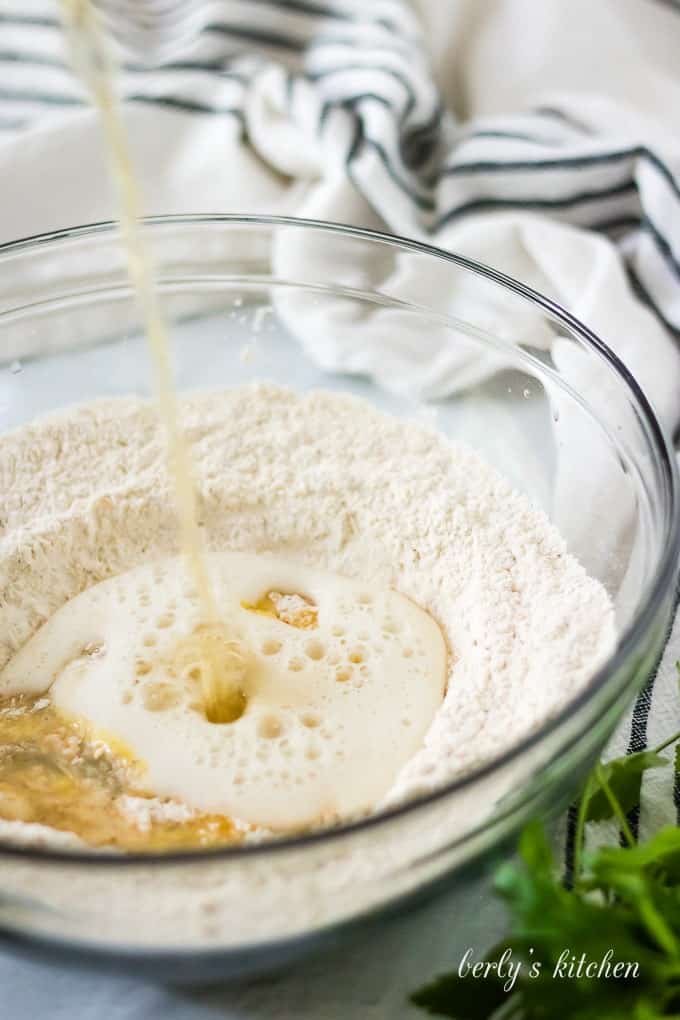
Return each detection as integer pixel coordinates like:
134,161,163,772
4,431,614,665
1,554,447,830
0,384,616,850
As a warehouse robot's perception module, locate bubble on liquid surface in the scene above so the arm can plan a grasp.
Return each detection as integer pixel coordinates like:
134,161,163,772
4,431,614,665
257,714,285,740
142,682,181,712
300,711,321,729
305,640,325,661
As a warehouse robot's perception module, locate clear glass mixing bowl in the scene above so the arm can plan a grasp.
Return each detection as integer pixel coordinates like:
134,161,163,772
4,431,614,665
0,215,677,980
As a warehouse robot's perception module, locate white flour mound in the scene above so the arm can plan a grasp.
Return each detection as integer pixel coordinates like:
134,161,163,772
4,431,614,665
0,383,616,845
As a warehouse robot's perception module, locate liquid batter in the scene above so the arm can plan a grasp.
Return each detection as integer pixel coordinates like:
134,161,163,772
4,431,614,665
0,554,447,831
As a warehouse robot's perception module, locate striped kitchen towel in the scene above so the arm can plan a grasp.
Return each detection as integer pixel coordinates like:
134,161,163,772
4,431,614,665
0,0,679,859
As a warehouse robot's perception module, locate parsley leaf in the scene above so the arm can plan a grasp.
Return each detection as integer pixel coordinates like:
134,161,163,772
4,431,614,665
410,959,508,1020
583,751,667,823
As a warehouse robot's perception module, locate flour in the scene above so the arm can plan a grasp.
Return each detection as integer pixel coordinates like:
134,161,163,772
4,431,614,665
117,796,196,831
0,382,616,842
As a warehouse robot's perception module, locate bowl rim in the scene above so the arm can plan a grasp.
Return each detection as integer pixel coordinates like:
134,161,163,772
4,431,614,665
0,212,678,866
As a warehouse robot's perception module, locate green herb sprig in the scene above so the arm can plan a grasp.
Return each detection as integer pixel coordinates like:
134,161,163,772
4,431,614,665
411,677,680,1020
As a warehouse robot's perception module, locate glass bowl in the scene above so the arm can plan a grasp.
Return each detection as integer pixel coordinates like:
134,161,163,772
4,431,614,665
0,215,677,981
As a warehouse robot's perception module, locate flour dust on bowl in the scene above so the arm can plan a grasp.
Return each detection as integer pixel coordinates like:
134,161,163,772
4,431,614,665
0,216,677,978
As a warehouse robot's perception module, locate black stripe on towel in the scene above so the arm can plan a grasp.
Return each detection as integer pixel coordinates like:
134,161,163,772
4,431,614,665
0,87,82,107
583,212,680,286
641,214,680,281
202,22,306,52
307,64,419,120
563,802,579,890
432,178,637,231
240,0,359,20
437,151,639,177
436,145,680,204
0,117,26,130
310,34,417,58
400,101,444,171
624,677,657,841
600,211,680,283
242,0,405,33
344,113,387,226
133,61,249,80
318,91,394,130
405,100,443,140
0,48,251,86
0,86,247,126
592,214,642,237
0,13,59,29
533,105,594,135
461,128,567,148
127,94,246,128
365,138,434,208
627,264,680,338
346,129,433,209
0,50,65,70
625,579,680,839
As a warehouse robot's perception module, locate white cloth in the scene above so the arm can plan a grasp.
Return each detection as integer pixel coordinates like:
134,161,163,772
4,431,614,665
0,0,679,864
